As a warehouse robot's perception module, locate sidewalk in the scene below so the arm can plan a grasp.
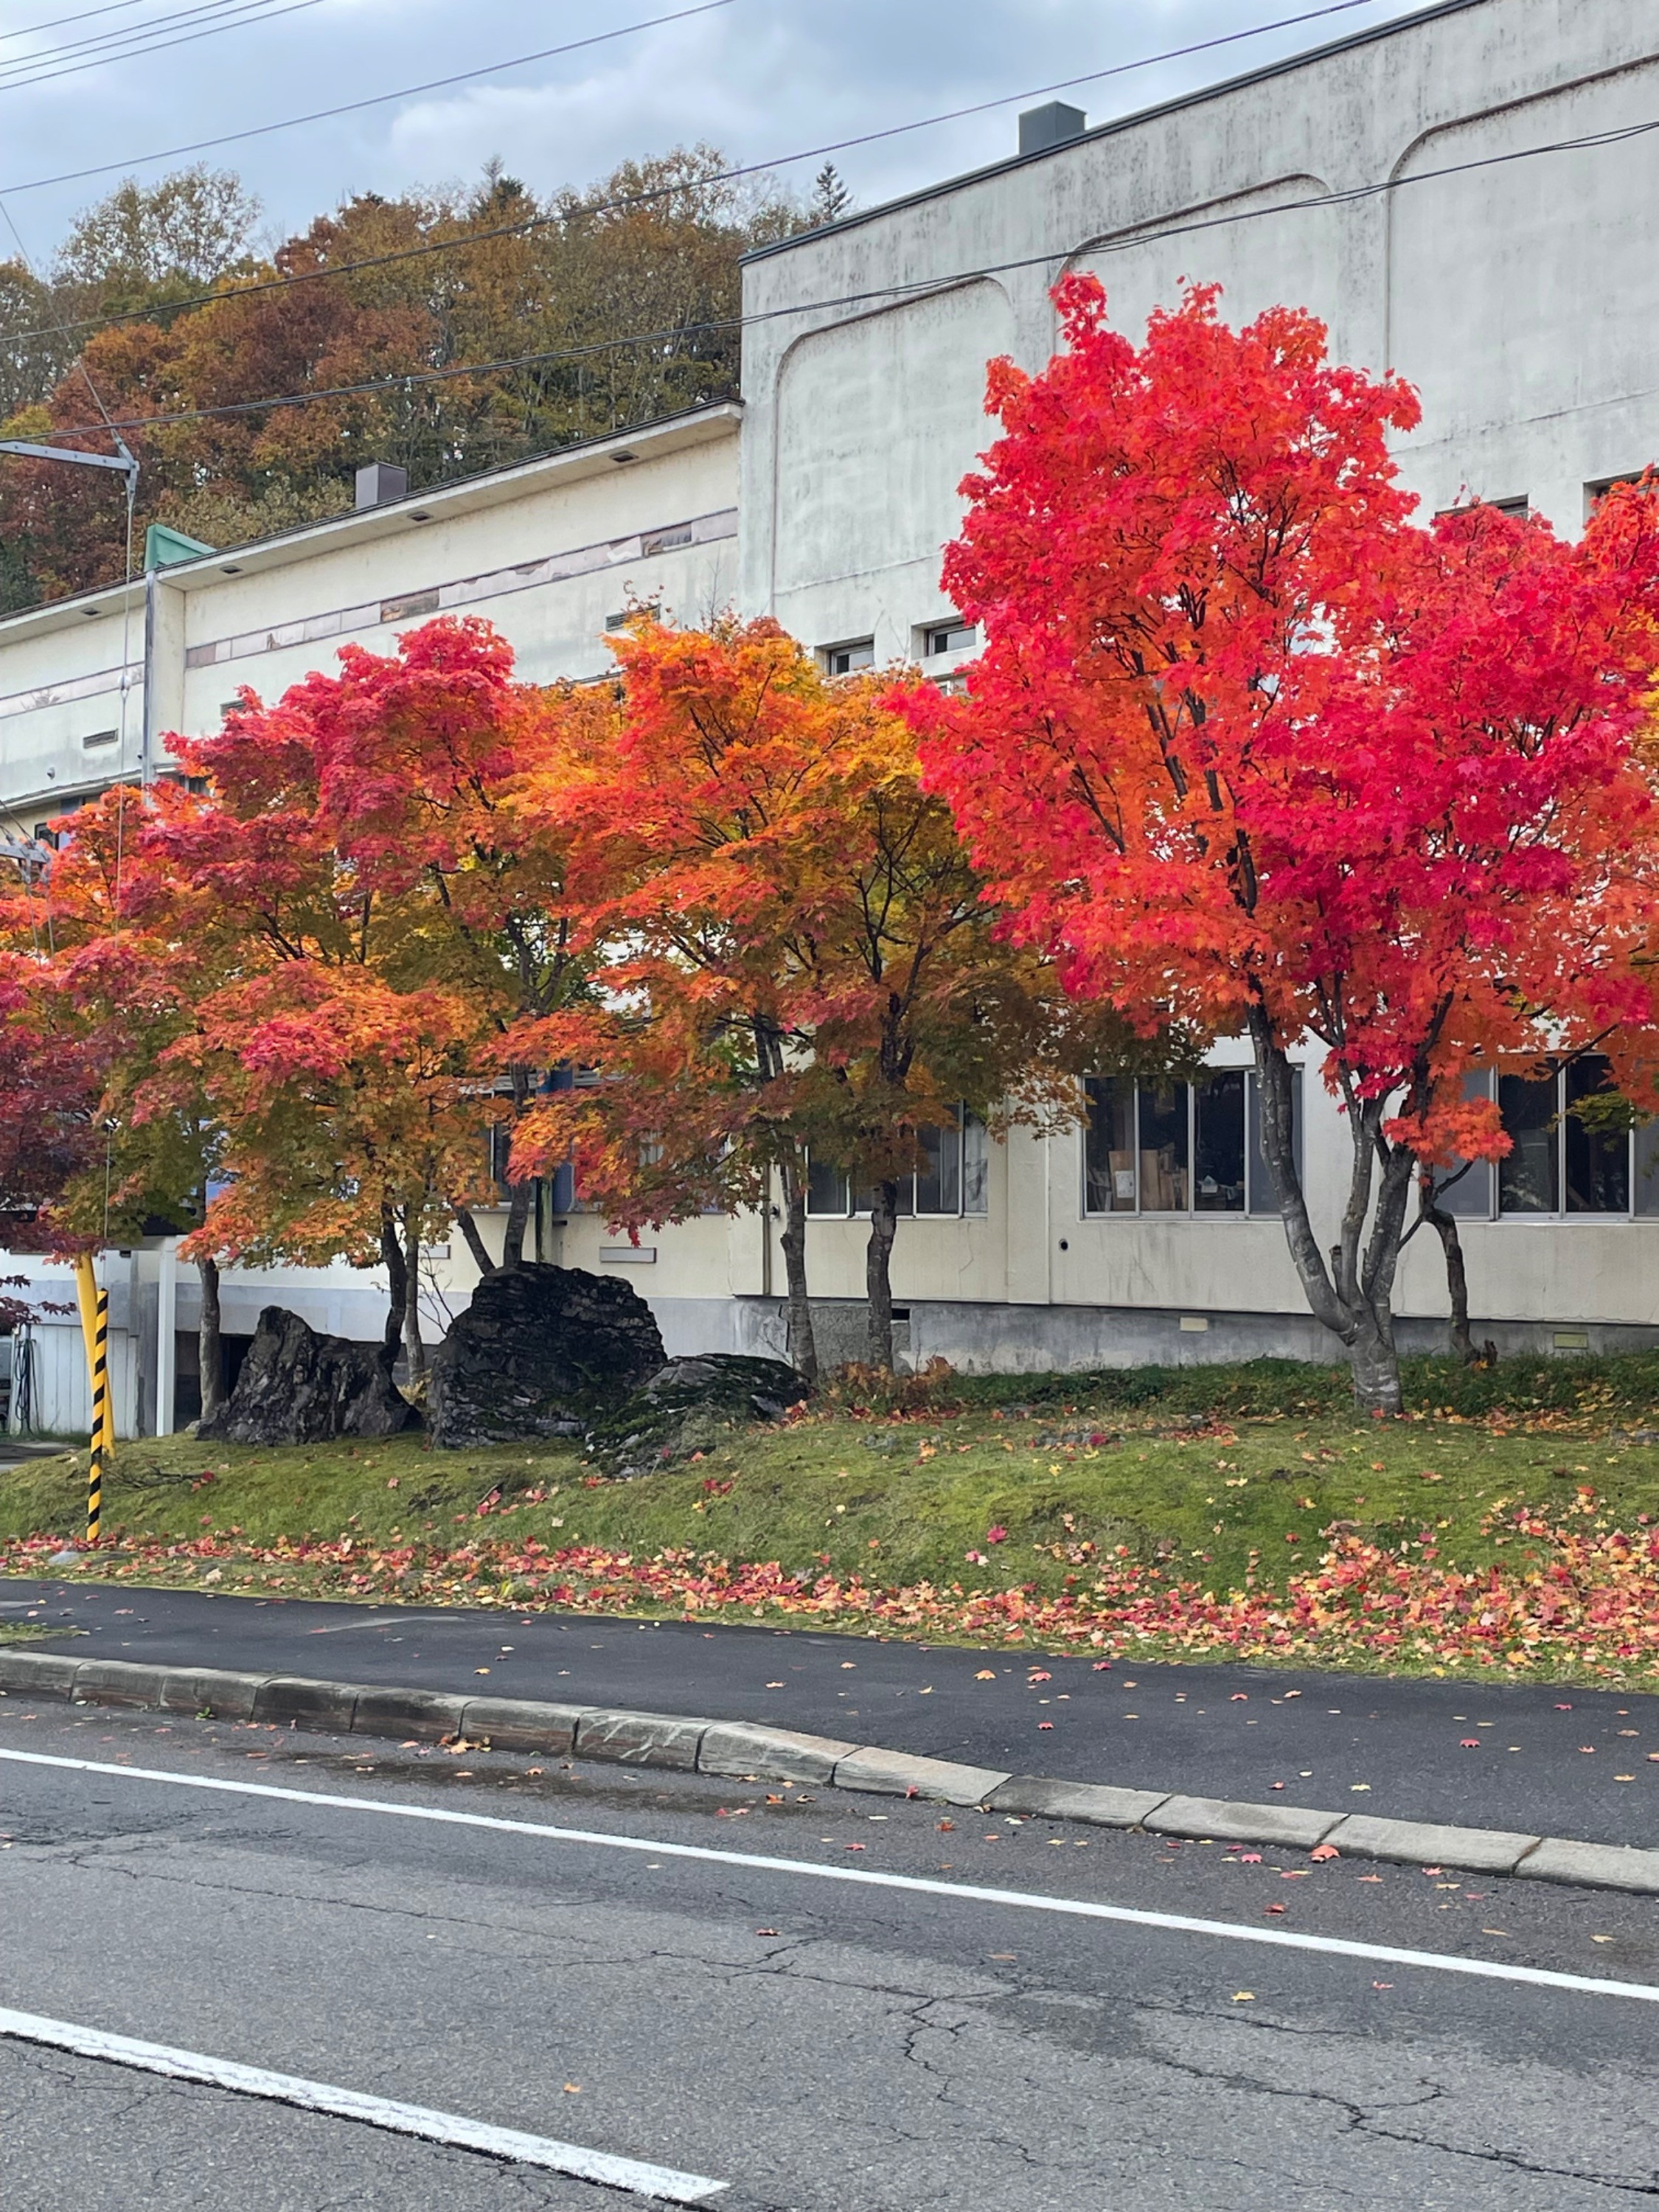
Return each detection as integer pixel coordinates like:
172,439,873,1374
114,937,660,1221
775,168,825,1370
4,1576,1655,1849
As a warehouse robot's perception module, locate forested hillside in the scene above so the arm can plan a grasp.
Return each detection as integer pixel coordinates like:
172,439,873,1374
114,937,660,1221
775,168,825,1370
0,150,841,609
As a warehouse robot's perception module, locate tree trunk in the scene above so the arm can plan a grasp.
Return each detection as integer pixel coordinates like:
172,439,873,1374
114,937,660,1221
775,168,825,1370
402,1216,425,1382
453,1206,495,1279
1419,1181,1480,1364
1349,1312,1405,1416
501,1178,534,1270
1246,1006,1411,1415
865,1178,900,1371
777,1155,818,1384
197,1253,226,1426
379,1209,407,1368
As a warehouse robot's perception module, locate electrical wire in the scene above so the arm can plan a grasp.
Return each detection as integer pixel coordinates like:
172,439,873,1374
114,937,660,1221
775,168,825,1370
1,0,1404,349
0,0,321,91
0,0,153,47
0,0,737,195
40,104,1659,443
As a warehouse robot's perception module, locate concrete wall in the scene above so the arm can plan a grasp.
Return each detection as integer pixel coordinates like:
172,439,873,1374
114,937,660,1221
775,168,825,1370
0,408,740,836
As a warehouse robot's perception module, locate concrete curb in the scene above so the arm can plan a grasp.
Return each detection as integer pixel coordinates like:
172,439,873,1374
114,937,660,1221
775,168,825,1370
4,1647,1658,1895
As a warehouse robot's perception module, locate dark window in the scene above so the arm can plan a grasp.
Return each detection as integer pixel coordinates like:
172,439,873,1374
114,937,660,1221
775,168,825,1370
807,1108,987,1217
807,1156,850,1216
1194,1070,1247,1212
1084,1076,1135,1212
1137,1083,1189,1212
823,639,874,675
1498,1073,1559,1214
922,622,976,657
1086,1072,1256,1214
1565,1057,1629,1214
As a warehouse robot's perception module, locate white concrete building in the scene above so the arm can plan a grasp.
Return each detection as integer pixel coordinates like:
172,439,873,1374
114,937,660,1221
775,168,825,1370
6,0,1659,1432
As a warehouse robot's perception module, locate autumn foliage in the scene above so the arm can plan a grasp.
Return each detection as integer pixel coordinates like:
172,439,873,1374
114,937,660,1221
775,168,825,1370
914,277,1659,1409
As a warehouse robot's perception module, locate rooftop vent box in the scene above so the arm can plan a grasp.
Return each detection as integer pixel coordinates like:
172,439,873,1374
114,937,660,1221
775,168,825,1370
355,461,409,510
1018,101,1087,156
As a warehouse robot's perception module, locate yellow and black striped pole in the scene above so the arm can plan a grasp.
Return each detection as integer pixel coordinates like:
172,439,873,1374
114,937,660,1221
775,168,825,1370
72,1254,115,1546
87,1288,109,1543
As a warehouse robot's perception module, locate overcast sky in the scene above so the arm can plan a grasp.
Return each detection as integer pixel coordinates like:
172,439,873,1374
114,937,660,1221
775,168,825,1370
0,0,1429,269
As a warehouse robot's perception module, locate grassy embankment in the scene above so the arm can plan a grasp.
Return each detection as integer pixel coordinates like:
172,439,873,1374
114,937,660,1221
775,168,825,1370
3,1355,1659,1681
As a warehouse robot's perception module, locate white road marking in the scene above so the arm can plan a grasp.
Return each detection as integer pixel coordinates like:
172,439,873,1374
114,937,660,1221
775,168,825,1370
0,2003,728,2203
4,1746,1658,2007
302,1615,407,1634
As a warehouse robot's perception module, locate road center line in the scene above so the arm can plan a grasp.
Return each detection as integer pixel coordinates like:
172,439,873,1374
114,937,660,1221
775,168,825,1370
0,2003,728,2203
4,1746,1657,2007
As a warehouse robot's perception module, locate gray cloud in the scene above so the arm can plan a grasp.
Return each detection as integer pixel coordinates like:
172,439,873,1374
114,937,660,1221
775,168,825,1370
0,0,1425,266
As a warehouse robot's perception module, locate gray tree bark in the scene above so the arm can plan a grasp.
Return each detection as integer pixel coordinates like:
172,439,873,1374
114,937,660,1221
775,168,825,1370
452,1206,495,1279
864,1178,900,1371
1247,1006,1416,1416
197,1253,226,1426
777,1155,818,1382
402,1215,425,1382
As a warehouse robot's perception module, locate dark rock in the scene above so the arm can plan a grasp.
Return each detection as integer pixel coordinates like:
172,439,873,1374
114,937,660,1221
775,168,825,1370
428,1264,666,1450
200,1307,415,1445
585,1352,810,1477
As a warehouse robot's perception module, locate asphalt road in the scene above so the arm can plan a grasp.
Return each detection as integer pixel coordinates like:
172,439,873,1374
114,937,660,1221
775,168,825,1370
3,1698,1658,2209
6,1577,1658,1844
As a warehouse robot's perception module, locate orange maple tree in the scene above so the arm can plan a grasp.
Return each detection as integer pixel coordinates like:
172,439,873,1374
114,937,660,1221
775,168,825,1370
913,278,1659,1411
510,616,1072,1373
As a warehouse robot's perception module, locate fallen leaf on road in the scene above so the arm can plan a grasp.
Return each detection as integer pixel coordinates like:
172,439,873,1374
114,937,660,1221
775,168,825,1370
1371,1981,1393,1990
1350,1783,1371,1792
756,1929,779,1936
563,2084,581,2094
1593,1935,1614,1944
1231,1992,1255,2003
975,1669,996,1680
1310,1845,1340,1863
1230,1693,1248,1702
1460,1739,1481,1748
1239,1851,1262,1864
845,1842,866,1851
1422,1865,1444,1876
1265,1903,1287,1916
1038,1722,1054,1730
1359,1875,1384,1884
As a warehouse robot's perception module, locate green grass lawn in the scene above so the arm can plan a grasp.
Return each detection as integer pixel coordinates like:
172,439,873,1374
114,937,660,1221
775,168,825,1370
3,1354,1658,1680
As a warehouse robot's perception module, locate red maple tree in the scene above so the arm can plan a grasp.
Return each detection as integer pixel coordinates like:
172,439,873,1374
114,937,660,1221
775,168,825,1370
913,279,1659,1410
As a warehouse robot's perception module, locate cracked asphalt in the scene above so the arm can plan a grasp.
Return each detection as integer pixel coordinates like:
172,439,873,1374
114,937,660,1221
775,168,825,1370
7,1577,1659,1844
3,1700,1658,2208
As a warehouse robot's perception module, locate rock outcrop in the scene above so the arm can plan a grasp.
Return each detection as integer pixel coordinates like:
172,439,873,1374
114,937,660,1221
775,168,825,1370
199,1307,415,1444
585,1352,809,1477
428,1264,666,1450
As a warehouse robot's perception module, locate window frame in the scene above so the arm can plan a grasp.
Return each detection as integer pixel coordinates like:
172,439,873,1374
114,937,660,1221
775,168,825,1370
804,1108,990,1220
1081,1067,1296,1220
1450,1060,1659,1222
820,636,876,677
919,619,977,658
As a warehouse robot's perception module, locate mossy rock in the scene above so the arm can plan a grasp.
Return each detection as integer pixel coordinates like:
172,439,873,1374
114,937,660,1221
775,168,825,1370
585,1354,809,1478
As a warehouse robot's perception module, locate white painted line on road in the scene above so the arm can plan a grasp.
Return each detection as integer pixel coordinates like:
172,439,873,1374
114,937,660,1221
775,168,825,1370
0,2003,728,2203
6,1746,1659,2008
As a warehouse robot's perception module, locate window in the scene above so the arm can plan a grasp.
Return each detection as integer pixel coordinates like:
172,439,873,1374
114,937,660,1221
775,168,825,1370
1085,1068,1298,1216
1586,470,1654,522
806,1109,990,1217
1437,495,1528,521
1477,1056,1656,1219
921,621,976,658
821,638,874,676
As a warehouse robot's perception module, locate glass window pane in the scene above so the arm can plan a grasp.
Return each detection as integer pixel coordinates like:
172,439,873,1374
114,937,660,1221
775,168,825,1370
962,1110,989,1215
1084,1077,1135,1212
1565,1054,1629,1214
1498,1074,1559,1214
1434,1069,1495,1220
1246,1066,1301,1214
1635,1118,1659,1217
1193,1071,1246,1212
915,1119,961,1214
1137,1082,1189,1212
807,1155,849,1216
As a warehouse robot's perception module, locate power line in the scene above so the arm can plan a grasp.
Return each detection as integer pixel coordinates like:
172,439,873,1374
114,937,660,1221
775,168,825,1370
0,0,323,92
0,0,156,46
0,0,737,198
1,0,1399,347
41,105,1659,444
